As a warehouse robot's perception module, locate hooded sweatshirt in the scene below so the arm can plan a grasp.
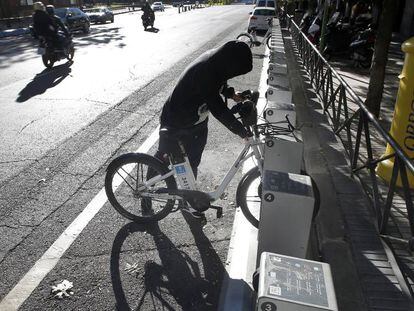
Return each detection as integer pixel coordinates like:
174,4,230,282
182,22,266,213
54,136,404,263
160,40,253,138
33,10,56,38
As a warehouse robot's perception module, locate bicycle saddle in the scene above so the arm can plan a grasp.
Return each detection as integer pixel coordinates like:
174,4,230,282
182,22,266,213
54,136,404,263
159,127,193,141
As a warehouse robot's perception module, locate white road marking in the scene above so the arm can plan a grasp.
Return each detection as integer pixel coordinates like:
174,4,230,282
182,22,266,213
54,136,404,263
0,126,160,311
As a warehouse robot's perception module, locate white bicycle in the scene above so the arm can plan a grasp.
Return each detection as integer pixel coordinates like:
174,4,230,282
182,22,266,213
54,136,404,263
237,18,273,49
105,91,298,228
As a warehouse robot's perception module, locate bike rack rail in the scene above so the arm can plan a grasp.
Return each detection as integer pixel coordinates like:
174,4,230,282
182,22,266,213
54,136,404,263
287,14,414,296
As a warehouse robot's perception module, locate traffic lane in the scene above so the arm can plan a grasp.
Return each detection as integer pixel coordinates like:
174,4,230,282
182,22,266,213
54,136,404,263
0,6,252,184
0,5,233,87
4,47,264,310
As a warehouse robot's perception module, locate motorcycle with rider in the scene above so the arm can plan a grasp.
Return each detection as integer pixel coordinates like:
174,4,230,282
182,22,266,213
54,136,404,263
141,1,155,30
32,2,75,68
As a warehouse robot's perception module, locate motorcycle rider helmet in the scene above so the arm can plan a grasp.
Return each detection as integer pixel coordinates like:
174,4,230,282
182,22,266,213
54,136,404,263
46,5,55,15
33,1,46,11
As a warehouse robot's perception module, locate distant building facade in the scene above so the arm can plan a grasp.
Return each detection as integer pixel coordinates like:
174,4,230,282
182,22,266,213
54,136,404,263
0,0,84,18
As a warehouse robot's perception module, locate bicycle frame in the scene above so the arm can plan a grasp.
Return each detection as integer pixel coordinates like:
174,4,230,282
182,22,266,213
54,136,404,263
141,134,264,202
251,26,272,45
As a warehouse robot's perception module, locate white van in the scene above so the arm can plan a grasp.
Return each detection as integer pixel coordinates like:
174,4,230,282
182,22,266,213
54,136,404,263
255,0,276,8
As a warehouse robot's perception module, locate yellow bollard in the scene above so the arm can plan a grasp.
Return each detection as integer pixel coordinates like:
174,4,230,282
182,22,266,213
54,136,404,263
377,37,414,188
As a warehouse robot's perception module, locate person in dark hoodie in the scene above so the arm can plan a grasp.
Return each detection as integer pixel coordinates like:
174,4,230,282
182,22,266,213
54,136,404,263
155,40,253,179
32,2,56,40
46,5,71,51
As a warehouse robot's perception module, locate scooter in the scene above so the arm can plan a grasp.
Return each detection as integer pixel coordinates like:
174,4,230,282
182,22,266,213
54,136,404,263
38,34,75,68
307,14,322,44
322,12,355,59
299,11,314,35
349,27,375,68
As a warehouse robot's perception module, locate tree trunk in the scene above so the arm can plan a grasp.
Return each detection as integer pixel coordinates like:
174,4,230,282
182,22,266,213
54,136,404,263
365,0,398,118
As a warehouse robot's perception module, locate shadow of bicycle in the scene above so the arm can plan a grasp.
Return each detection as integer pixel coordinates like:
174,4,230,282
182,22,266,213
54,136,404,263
110,213,229,310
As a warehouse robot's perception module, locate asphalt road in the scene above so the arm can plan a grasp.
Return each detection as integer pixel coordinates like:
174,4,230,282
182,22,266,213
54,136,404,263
0,5,252,183
0,5,266,310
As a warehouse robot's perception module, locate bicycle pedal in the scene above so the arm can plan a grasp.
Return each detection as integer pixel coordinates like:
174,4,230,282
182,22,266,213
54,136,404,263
210,205,223,218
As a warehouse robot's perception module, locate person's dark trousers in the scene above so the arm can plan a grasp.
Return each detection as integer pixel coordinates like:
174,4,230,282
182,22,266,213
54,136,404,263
155,120,208,179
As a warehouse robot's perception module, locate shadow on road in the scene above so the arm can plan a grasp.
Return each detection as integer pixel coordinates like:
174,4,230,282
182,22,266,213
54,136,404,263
75,26,126,48
145,27,160,33
16,62,72,102
0,36,39,69
110,214,226,310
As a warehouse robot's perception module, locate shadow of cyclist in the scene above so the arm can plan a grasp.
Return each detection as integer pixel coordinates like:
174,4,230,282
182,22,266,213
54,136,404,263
16,62,72,103
110,220,225,310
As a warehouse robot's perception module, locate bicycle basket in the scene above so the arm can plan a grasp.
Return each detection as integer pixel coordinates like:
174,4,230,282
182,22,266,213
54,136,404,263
239,100,257,126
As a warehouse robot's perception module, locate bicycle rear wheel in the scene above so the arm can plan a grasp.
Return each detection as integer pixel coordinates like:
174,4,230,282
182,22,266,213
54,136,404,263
105,153,177,223
237,33,253,49
236,166,261,228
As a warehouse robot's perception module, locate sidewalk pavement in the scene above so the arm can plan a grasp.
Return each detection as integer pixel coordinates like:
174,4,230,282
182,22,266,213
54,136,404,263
329,33,404,130
284,30,414,310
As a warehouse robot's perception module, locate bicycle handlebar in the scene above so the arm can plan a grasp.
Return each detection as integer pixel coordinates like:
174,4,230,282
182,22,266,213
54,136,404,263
230,90,296,139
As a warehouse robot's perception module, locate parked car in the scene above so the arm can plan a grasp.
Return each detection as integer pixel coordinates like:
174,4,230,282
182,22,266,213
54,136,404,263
55,7,90,34
248,7,275,31
84,7,114,24
255,0,275,8
151,2,165,11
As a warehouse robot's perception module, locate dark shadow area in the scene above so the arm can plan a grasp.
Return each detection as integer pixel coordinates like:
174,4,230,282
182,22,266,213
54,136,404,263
110,216,226,311
16,62,72,102
145,27,160,33
75,26,126,48
0,35,40,69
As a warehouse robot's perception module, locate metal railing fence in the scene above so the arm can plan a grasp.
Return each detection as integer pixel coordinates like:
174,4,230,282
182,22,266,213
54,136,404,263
287,15,414,249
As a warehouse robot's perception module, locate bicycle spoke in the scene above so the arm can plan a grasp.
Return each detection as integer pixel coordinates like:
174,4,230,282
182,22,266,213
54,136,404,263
116,168,137,191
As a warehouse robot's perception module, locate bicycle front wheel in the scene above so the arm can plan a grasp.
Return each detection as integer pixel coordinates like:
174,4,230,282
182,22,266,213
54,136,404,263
105,153,177,224
236,166,261,228
237,33,253,49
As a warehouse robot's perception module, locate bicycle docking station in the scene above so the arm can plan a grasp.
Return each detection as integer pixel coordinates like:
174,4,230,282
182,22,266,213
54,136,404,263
257,170,314,260
267,74,290,89
263,101,295,121
266,88,292,103
268,63,288,75
263,138,302,173
256,252,338,311
255,17,338,311
220,17,337,311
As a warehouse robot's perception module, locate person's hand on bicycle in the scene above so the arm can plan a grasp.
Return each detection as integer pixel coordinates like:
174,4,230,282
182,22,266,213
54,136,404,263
232,92,244,103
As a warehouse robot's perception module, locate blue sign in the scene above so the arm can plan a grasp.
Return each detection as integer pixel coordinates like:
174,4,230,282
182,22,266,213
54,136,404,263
175,165,186,174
